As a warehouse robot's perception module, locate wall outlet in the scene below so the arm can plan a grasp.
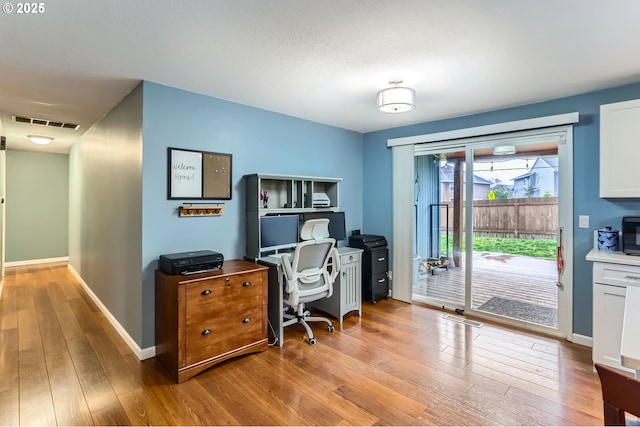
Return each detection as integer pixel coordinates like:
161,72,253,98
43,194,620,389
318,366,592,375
579,215,590,228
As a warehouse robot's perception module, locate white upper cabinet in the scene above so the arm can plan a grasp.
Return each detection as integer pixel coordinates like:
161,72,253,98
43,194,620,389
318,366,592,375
600,99,640,197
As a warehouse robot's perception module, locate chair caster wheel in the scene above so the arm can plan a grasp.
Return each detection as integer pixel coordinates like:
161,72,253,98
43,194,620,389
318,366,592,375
372,300,377,304
328,325,334,332
309,338,317,345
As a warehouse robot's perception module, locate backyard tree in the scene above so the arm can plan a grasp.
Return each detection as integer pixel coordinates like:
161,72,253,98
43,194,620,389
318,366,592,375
524,185,538,198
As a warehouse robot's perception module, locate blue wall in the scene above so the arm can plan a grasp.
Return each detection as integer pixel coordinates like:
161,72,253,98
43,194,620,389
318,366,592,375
363,82,640,338
140,81,363,347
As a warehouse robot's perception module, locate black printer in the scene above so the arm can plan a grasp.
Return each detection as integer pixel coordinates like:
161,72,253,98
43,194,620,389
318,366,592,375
348,234,388,250
348,234,389,303
159,250,224,275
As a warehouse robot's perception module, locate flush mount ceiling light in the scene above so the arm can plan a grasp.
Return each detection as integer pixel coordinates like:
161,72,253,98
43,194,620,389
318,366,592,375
377,79,416,113
493,145,516,156
28,135,54,145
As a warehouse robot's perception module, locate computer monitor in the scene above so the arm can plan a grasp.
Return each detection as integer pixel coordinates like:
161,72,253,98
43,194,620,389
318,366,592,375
302,211,346,241
259,214,299,252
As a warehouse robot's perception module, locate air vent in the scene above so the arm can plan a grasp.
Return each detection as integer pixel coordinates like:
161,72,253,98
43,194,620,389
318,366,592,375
443,314,484,327
12,115,80,130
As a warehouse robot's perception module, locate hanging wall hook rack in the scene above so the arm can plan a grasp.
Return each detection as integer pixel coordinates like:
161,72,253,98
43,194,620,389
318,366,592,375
178,202,225,217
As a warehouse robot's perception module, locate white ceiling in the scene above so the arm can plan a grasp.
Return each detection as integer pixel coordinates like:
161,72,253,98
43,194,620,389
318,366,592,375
2,0,640,154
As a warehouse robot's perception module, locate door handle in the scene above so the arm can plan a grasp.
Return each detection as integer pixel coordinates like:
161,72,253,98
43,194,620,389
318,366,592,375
557,227,565,278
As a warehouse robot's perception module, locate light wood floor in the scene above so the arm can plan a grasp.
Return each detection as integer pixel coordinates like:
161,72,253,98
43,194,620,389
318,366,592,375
0,262,604,426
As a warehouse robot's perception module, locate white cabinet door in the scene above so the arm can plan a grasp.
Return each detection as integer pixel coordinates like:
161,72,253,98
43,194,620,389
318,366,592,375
593,283,631,371
600,98,640,197
339,254,362,317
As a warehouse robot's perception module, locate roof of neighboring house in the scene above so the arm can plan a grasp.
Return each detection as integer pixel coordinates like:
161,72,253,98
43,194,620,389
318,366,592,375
512,156,558,181
541,157,559,169
490,183,514,190
440,164,492,185
513,171,534,181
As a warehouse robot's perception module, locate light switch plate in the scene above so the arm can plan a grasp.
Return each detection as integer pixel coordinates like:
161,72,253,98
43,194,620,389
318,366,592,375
579,215,589,228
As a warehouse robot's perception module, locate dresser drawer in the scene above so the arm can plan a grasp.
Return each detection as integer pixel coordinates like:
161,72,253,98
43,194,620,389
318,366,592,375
185,306,264,366
185,271,263,322
156,260,268,383
594,262,640,288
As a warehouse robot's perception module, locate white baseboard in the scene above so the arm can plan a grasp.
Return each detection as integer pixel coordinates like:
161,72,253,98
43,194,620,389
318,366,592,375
571,333,593,348
67,265,156,360
5,256,69,267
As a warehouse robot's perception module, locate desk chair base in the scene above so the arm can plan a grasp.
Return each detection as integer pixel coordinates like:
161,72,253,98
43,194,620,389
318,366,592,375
283,304,334,345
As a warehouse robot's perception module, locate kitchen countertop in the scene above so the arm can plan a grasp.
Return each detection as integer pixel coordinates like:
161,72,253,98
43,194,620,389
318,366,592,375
586,248,640,267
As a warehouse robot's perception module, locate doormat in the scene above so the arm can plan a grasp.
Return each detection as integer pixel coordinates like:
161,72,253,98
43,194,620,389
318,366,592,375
477,296,558,327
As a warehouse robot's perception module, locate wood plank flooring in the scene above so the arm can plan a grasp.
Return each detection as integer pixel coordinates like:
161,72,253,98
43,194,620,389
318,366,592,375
0,262,604,425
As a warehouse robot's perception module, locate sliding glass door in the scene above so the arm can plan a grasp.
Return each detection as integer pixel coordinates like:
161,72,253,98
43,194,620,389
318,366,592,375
468,141,560,328
413,149,466,310
411,128,572,336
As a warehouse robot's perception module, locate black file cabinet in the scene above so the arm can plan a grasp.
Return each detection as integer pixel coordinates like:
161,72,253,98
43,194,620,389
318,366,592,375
348,234,389,304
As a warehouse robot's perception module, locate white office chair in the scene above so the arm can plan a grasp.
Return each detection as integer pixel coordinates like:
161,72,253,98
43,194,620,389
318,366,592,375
282,218,340,345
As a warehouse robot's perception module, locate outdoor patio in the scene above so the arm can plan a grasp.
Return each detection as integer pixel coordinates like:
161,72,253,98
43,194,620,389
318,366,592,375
412,251,558,326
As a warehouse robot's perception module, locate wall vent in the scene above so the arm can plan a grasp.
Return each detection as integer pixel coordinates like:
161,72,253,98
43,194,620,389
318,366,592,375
12,115,80,130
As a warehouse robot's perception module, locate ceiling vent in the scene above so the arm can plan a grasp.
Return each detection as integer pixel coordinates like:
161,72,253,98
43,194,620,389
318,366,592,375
12,115,80,130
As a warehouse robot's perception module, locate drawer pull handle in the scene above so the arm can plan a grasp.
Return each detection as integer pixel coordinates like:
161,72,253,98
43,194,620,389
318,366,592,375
378,278,386,283
201,329,212,336
201,289,212,296
377,257,386,262
625,275,640,281
243,281,252,287
242,318,251,324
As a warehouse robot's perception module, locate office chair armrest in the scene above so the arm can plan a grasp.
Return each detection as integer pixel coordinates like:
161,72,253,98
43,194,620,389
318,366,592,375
329,247,340,283
281,253,294,292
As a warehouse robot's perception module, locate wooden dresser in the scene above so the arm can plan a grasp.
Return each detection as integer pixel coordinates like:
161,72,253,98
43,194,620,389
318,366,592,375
155,259,269,383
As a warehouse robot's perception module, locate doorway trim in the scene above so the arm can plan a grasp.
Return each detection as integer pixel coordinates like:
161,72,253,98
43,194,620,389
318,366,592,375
389,112,579,339
0,147,5,296
388,112,578,147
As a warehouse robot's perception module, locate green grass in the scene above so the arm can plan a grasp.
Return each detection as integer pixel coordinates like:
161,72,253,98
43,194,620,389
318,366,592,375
440,235,557,259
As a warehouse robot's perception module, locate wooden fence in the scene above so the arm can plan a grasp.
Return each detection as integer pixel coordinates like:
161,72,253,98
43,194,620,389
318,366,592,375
437,197,558,239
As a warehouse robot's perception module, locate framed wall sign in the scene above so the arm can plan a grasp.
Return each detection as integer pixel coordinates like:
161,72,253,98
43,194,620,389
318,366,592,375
168,147,232,200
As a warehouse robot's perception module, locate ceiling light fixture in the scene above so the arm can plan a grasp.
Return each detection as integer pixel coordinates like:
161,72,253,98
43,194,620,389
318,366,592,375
377,79,416,113
28,135,54,145
493,145,516,156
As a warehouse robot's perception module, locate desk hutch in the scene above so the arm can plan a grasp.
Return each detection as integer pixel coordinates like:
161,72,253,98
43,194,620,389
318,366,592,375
245,173,363,346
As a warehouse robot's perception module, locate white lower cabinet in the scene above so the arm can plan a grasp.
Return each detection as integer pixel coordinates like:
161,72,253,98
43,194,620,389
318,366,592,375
593,283,628,371
588,251,640,373
309,247,363,324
